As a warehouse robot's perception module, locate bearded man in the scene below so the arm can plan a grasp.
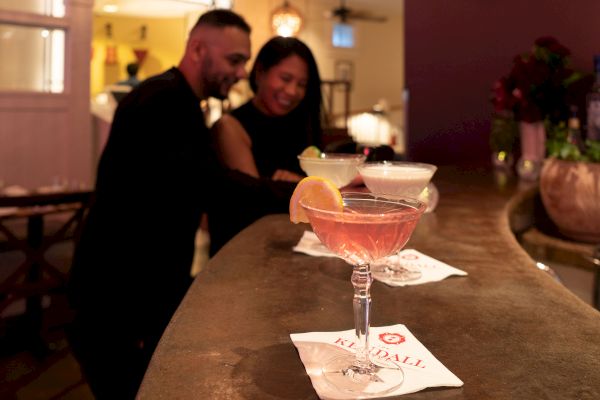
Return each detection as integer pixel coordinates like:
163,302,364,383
68,10,294,398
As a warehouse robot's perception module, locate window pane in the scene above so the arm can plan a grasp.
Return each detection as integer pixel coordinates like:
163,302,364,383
1,0,65,17
0,24,65,92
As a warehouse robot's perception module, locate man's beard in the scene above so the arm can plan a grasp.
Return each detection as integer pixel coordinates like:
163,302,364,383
202,58,233,100
203,78,226,99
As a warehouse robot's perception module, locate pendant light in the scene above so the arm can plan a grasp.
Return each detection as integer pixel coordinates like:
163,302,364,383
271,1,303,37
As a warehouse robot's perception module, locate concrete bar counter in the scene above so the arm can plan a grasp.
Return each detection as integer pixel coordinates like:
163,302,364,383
138,167,600,399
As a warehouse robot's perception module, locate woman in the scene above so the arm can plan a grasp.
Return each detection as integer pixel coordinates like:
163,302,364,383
211,36,323,182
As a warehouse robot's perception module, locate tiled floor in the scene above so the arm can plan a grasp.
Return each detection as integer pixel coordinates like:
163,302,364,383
0,240,94,400
0,312,93,400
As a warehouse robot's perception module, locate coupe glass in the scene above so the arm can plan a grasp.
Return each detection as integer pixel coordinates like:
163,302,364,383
298,153,366,188
357,161,437,282
301,192,426,396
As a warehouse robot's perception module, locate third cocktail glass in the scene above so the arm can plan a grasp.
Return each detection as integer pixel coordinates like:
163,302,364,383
358,161,437,282
301,192,425,396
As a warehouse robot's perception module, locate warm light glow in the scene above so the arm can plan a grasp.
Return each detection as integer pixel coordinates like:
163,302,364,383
49,29,65,93
103,4,119,13
94,0,233,17
348,112,393,146
52,0,66,17
213,0,233,8
271,1,303,37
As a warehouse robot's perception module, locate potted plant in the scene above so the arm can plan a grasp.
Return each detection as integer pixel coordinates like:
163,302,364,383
540,124,600,243
490,36,592,179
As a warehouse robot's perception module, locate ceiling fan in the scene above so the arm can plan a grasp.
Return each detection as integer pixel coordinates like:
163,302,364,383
325,0,388,23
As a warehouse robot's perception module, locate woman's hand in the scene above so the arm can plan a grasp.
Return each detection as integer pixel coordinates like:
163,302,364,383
271,169,304,182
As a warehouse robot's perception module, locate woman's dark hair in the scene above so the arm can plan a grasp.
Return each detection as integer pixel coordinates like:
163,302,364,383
249,36,323,146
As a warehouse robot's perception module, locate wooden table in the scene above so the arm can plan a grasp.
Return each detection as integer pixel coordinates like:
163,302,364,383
0,190,93,355
138,168,600,399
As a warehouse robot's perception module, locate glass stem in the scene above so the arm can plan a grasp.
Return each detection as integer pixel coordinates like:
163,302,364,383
351,263,373,369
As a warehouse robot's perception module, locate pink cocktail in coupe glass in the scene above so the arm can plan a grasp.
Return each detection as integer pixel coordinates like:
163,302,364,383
301,192,426,396
358,161,437,282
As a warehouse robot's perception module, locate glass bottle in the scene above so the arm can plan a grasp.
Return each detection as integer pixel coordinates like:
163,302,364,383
567,106,584,152
586,55,600,141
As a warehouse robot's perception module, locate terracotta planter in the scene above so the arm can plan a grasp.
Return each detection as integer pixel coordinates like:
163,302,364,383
540,158,600,243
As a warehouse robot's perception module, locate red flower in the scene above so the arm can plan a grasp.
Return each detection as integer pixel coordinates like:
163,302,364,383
547,42,570,58
490,36,588,123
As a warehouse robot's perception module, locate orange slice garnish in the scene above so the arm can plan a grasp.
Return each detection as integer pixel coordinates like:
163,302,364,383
289,176,343,224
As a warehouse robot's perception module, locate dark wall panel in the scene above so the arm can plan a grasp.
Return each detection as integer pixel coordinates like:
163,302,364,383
405,0,600,166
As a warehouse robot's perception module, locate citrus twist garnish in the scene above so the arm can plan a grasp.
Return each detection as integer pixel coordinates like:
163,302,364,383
289,176,343,224
300,145,322,158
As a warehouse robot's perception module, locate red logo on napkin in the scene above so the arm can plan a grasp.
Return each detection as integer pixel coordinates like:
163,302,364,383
379,332,405,345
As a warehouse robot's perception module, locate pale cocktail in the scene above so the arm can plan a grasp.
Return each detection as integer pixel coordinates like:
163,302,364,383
358,161,437,282
358,161,437,199
301,192,425,396
298,153,366,188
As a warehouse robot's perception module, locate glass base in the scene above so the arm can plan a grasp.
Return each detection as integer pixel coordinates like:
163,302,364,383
516,158,542,181
371,261,422,283
323,354,404,396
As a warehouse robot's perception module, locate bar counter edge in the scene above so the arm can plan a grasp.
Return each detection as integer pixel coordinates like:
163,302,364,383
138,167,600,400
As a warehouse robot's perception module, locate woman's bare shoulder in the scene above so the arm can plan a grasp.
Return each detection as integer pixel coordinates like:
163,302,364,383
212,114,250,144
212,113,240,130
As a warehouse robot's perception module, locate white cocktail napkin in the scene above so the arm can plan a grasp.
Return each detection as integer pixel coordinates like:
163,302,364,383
372,250,468,287
293,231,467,287
293,230,339,258
290,324,463,399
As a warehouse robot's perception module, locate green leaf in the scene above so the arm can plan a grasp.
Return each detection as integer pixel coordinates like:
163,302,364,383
545,122,600,163
586,139,600,162
558,143,582,161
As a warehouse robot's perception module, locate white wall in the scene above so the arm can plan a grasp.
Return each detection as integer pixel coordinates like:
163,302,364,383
0,0,404,189
0,0,93,189
235,0,405,125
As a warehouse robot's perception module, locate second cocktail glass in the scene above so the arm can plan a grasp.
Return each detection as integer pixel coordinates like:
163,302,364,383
358,161,437,282
301,192,426,396
298,153,366,188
